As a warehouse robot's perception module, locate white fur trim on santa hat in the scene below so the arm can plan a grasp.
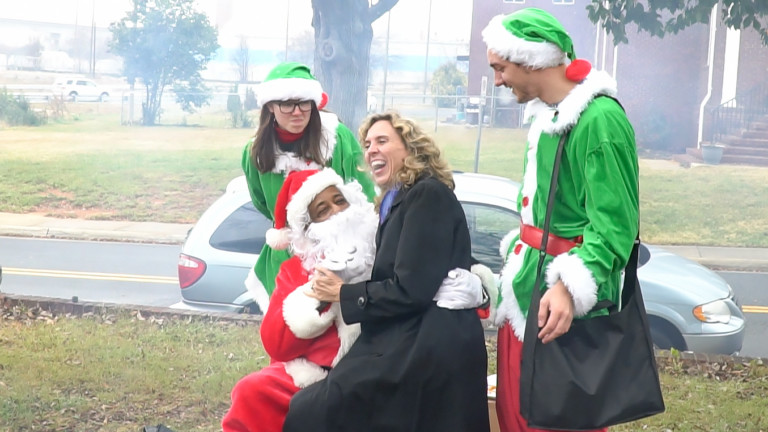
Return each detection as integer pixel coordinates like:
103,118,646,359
482,14,568,69
545,252,598,317
285,168,344,232
282,281,336,339
266,227,292,250
257,77,323,107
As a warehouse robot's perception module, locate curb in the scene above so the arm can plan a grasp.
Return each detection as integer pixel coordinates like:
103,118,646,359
0,226,188,245
0,293,260,323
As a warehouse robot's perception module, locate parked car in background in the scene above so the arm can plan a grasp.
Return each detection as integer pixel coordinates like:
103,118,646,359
51,78,109,102
176,172,745,355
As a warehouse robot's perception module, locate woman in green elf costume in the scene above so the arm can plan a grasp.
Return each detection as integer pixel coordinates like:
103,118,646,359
242,62,375,314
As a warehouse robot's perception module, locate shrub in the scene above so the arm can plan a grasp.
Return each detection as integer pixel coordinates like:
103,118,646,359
430,62,468,108
0,88,47,126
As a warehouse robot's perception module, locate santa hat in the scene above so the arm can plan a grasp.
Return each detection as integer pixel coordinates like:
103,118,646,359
266,168,346,250
257,62,328,109
482,8,591,82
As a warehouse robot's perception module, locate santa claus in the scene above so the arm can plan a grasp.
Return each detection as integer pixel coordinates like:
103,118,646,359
222,168,487,432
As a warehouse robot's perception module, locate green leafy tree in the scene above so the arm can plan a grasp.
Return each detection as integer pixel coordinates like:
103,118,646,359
430,62,467,108
587,0,768,45
108,0,219,125
311,0,399,128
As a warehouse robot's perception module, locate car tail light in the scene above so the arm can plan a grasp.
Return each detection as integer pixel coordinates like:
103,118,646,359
178,253,206,289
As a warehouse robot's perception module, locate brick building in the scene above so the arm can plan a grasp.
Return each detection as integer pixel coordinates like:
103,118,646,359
468,0,768,154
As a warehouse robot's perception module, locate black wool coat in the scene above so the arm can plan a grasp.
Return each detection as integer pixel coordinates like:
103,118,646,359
283,175,491,432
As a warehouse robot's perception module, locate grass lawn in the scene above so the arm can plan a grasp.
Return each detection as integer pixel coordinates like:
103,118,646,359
1,114,767,246
1,306,766,431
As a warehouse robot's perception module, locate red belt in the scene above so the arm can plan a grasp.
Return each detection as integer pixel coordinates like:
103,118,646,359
519,223,583,256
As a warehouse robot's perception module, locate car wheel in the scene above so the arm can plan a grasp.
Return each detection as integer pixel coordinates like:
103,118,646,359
69,92,78,102
648,316,687,351
99,93,109,102
244,302,263,315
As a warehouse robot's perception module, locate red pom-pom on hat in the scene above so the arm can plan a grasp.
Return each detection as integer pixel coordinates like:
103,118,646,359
565,59,591,83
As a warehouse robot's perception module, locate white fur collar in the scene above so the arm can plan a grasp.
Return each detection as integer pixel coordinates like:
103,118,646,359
271,111,340,174
524,70,618,135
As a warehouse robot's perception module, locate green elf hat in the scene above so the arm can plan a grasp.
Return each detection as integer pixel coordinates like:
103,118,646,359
257,62,328,109
482,8,591,81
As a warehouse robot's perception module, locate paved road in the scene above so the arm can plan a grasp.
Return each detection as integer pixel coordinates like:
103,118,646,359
2,235,767,358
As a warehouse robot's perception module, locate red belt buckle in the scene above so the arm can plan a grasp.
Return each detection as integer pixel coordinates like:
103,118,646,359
520,223,582,256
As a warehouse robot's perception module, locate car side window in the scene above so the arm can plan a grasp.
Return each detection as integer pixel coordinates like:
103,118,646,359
209,203,271,254
461,202,520,273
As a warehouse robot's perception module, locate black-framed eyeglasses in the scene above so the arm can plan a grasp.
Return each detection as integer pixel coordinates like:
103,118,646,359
276,100,313,114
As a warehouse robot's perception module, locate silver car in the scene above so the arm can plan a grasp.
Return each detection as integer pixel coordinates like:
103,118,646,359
177,172,745,355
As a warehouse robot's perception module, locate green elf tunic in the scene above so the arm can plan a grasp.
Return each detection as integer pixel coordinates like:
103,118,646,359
242,111,375,312
494,70,639,340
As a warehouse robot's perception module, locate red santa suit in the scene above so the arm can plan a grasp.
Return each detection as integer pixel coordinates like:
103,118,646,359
222,256,360,432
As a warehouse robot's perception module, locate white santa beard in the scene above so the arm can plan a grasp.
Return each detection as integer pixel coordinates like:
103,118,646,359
291,202,379,279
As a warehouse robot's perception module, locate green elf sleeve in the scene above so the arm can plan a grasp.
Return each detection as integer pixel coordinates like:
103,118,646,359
241,139,270,217
328,122,377,202
240,139,290,297
545,100,639,318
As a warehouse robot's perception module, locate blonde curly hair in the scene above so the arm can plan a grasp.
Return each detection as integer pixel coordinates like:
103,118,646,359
358,111,454,208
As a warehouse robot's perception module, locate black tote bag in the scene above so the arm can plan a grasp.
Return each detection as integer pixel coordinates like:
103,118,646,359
518,131,665,430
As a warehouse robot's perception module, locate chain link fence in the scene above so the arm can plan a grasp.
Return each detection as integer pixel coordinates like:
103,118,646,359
118,88,527,132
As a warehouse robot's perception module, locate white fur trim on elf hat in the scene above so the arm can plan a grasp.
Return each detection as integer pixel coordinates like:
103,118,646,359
482,13,569,69
285,169,344,231
257,77,323,107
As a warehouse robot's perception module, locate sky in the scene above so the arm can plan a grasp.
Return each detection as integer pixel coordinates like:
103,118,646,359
0,0,473,81
0,0,473,45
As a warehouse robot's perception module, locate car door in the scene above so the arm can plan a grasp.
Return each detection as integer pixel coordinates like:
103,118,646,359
460,201,520,273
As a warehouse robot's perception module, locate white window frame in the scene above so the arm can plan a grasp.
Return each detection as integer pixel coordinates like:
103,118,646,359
552,0,575,4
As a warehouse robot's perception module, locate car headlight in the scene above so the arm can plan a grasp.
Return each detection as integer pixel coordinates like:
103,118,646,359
692,299,732,324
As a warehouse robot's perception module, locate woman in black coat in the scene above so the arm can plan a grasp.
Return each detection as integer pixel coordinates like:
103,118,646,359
282,111,490,432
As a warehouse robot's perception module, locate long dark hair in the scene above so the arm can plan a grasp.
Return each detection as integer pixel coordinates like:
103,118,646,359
250,102,326,173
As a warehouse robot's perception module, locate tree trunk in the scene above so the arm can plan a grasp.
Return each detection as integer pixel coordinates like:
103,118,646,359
311,0,398,131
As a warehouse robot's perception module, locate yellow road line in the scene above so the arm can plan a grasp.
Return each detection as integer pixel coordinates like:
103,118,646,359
3,267,178,285
742,305,768,314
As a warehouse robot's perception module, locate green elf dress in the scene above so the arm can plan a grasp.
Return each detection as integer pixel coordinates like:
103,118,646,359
494,69,639,338
242,111,375,313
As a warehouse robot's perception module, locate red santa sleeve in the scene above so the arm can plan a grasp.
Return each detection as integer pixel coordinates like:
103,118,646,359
260,257,337,362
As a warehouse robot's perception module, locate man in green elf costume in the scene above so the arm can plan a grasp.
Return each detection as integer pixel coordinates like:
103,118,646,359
242,62,375,314
482,8,639,432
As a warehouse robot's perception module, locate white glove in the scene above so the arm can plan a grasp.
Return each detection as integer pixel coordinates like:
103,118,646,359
433,267,485,310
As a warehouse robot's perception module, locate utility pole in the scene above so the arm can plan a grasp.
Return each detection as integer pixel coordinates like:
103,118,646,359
74,0,81,73
422,0,433,103
90,0,96,76
284,0,290,61
381,11,391,112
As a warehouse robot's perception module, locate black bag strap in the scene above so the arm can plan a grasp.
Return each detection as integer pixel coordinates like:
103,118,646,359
530,128,640,316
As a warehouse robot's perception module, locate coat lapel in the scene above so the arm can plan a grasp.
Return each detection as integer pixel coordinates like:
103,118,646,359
376,186,407,245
